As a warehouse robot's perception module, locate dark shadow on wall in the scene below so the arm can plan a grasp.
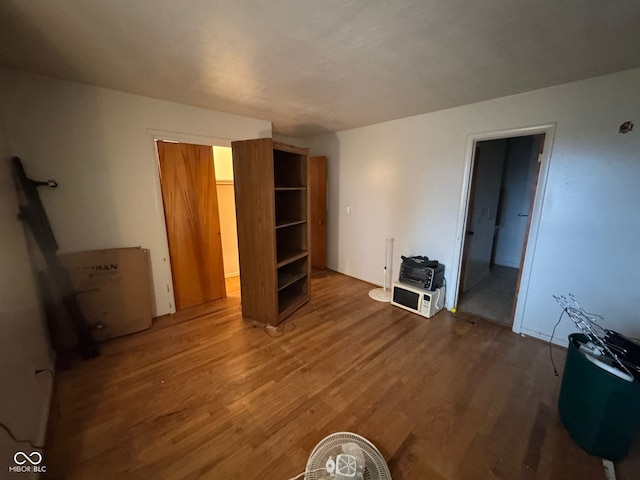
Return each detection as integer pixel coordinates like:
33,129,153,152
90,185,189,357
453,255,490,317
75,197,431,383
0,82,128,480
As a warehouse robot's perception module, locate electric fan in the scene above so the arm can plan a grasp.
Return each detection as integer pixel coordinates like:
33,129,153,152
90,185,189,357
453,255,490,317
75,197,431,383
297,432,391,480
368,238,394,303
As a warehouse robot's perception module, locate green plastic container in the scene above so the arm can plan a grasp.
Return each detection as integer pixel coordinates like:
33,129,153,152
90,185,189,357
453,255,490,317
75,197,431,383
558,333,640,461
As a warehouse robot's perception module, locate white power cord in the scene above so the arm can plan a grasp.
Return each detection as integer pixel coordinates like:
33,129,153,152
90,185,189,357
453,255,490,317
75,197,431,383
286,472,306,480
286,468,326,480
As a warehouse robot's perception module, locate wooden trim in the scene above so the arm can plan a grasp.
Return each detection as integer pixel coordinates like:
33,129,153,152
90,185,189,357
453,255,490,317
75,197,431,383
148,128,232,147
276,250,309,268
272,140,309,155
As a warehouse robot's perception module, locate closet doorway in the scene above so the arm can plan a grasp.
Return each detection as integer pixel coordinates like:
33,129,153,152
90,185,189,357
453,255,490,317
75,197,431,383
457,134,546,327
156,141,239,311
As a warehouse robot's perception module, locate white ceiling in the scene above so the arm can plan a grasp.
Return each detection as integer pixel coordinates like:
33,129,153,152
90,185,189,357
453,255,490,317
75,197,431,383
1,1,640,137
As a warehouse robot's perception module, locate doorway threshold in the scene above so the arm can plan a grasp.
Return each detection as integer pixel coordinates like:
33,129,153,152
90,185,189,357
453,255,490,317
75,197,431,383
458,265,518,327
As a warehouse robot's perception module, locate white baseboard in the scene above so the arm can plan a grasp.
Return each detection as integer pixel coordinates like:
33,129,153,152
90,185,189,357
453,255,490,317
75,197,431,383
519,326,569,348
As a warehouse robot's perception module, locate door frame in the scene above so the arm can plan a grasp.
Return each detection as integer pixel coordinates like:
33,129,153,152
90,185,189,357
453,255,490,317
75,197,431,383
451,123,556,334
147,129,233,314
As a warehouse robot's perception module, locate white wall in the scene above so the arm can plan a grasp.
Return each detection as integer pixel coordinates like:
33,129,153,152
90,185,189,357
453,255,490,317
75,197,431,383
212,146,240,278
0,119,53,474
213,146,235,182
306,67,640,345
216,184,240,278
0,69,271,316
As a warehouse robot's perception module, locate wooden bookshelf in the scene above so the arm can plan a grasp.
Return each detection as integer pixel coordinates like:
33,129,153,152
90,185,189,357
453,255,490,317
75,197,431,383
231,138,310,325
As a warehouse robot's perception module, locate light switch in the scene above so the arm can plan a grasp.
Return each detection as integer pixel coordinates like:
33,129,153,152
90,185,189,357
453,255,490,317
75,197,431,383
346,206,352,215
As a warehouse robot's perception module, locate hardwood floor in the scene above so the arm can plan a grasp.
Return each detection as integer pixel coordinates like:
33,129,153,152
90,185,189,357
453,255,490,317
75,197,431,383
45,271,640,479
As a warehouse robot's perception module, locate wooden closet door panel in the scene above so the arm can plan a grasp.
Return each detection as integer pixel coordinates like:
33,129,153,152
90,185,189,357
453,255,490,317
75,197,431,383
157,141,226,310
309,156,327,269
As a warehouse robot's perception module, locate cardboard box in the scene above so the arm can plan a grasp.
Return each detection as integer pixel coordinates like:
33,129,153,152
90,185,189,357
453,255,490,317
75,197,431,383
58,247,153,342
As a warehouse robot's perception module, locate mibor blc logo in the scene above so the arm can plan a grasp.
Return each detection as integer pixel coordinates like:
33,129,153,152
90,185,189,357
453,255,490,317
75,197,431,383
9,451,47,474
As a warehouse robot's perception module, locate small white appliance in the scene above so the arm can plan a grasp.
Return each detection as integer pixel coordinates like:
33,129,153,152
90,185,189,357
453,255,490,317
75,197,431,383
391,282,444,318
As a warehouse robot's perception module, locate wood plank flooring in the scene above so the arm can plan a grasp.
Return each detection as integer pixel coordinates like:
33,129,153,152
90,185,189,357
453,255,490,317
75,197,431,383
45,271,640,479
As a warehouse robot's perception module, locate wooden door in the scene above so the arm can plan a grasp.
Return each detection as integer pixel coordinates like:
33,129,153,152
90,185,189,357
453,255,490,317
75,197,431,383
309,156,327,269
157,141,226,310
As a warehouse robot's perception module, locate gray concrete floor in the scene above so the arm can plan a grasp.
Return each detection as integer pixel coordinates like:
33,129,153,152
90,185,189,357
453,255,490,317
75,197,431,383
458,265,519,326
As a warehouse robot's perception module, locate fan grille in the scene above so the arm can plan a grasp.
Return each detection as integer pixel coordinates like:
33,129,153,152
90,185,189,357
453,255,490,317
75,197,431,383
305,432,391,480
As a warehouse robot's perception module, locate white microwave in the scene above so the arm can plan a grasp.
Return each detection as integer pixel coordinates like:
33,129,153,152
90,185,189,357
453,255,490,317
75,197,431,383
391,283,445,318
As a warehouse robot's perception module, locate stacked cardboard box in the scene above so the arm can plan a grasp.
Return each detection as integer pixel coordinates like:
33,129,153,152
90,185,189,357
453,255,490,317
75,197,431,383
58,247,153,342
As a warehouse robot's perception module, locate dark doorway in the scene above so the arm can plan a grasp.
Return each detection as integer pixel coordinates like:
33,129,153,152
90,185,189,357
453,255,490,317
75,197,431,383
458,134,545,326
